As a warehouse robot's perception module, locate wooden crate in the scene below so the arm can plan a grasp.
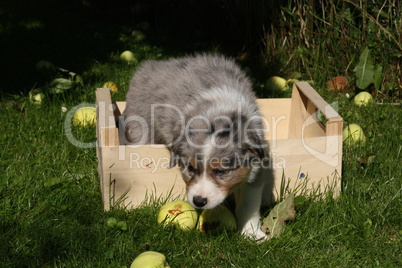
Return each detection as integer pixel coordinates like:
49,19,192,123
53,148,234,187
96,82,343,210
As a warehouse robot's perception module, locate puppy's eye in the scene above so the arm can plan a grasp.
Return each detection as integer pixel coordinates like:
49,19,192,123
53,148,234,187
187,164,196,173
212,169,229,177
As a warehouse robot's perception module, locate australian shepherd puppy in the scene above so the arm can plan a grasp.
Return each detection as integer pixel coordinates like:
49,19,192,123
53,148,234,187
123,54,269,240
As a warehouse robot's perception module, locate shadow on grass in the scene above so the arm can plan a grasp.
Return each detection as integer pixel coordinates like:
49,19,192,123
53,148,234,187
1,0,127,95
1,0,284,96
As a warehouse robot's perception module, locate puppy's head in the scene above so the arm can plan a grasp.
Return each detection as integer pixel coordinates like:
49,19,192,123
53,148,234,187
169,109,267,209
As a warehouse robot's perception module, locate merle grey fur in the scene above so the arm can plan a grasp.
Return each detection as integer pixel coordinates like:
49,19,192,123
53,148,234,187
123,54,268,168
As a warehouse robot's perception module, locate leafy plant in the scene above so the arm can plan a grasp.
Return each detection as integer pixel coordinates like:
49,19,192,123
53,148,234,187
353,47,383,91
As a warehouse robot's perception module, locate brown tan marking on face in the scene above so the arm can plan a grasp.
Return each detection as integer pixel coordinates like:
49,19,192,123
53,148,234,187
205,164,251,195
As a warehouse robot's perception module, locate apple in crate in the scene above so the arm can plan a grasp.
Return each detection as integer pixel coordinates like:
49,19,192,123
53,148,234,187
197,205,237,233
342,123,366,145
130,251,170,268
73,107,96,127
157,200,198,230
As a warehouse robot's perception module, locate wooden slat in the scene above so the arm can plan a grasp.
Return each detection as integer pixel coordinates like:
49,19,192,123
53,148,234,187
295,82,343,137
295,82,342,120
96,88,119,146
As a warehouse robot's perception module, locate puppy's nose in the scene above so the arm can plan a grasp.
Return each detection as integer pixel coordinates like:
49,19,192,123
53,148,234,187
193,195,208,207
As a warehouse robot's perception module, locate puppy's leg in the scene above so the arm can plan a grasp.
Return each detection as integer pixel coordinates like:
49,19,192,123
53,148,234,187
234,172,269,241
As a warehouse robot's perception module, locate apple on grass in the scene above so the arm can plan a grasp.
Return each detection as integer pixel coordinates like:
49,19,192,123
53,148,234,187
157,200,198,231
130,251,170,268
29,90,45,105
102,81,119,93
197,205,237,233
327,76,349,92
120,50,138,64
266,76,289,92
72,107,96,127
354,91,373,107
343,123,366,145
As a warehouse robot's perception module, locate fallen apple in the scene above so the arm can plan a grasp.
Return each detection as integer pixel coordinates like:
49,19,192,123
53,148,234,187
106,217,118,229
157,200,198,231
197,205,237,233
130,251,170,268
29,91,45,105
266,76,289,92
116,220,128,231
73,107,96,127
354,91,373,107
342,123,366,145
120,50,138,64
102,81,119,93
327,76,349,92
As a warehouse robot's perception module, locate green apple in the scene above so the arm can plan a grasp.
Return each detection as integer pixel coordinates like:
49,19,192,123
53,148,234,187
116,220,128,231
130,251,170,268
157,200,198,231
73,107,96,127
106,217,118,229
29,91,45,105
120,50,138,64
342,123,366,145
354,91,373,107
197,205,237,233
102,81,118,93
266,76,289,92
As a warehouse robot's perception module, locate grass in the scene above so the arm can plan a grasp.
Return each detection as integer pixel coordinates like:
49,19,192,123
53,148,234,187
1,1,401,267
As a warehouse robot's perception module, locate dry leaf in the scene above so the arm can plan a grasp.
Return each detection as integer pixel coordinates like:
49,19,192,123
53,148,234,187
261,193,296,238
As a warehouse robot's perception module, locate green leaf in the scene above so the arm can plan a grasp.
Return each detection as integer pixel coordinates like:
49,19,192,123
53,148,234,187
261,193,296,238
373,64,383,91
353,47,375,90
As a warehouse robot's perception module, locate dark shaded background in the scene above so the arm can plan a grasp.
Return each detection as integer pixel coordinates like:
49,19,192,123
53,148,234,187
1,0,282,95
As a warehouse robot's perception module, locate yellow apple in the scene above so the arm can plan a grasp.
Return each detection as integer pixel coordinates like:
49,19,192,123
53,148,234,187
73,107,96,127
157,200,198,231
266,76,289,92
354,91,373,107
29,90,45,105
102,81,118,93
120,50,138,64
197,205,237,233
130,251,170,268
342,123,366,145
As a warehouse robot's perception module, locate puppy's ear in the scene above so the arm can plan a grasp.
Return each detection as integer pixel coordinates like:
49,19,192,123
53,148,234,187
168,150,178,168
245,131,267,159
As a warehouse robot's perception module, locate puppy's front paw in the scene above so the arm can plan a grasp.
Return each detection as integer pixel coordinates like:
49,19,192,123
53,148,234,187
241,224,270,242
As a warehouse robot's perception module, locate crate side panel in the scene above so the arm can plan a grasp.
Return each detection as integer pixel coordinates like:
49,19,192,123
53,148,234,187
257,98,291,140
267,136,342,200
100,145,185,209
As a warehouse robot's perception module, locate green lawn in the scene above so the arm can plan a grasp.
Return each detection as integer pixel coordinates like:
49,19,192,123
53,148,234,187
1,58,401,268
1,1,401,267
